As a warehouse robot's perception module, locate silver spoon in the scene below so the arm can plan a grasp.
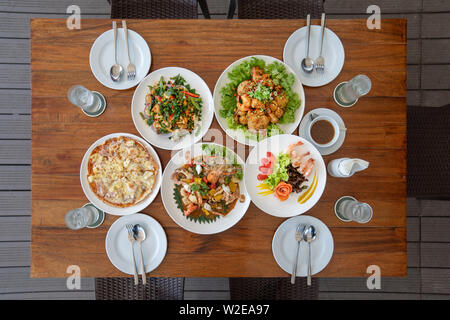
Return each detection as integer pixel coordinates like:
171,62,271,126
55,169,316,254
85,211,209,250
303,225,317,286
133,224,147,285
301,14,314,74
291,224,306,284
110,21,123,82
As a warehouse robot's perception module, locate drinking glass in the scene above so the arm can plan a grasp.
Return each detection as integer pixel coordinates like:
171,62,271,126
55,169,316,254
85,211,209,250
336,198,373,223
67,85,101,113
65,206,99,230
335,75,372,106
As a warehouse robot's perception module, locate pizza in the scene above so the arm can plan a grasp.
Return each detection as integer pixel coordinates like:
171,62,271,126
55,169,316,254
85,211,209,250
87,136,158,207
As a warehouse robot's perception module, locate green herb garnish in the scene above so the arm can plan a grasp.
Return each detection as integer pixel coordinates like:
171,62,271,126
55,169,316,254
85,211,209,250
248,83,272,103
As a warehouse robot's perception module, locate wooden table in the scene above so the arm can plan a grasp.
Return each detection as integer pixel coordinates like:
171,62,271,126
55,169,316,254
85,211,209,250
31,19,406,278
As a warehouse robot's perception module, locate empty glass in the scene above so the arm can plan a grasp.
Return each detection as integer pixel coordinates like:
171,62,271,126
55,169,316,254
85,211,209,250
335,75,372,106
65,206,99,230
67,85,101,113
336,197,373,223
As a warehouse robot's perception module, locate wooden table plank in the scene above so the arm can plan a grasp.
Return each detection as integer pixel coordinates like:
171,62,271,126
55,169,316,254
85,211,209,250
31,19,407,278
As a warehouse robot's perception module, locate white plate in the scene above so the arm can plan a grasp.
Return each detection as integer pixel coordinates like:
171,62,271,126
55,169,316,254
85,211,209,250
213,55,305,146
131,67,214,150
161,142,251,234
80,133,162,215
245,134,326,218
89,28,151,90
283,26,345,87
298,108,346,156
272,215,334,277
106,213,167,275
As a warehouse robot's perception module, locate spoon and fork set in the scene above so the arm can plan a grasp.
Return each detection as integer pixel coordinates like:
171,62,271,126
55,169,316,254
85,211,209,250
301,13,326,75
110,20,136,82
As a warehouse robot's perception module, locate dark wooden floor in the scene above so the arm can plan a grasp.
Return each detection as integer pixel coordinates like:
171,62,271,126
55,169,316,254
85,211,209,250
0,0,449,300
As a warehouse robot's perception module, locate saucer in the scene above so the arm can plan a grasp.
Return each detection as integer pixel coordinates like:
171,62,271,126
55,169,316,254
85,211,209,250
298,108,346,155
82,91,106,117
333,82,358,107
82,202,105,228
334,196,356,222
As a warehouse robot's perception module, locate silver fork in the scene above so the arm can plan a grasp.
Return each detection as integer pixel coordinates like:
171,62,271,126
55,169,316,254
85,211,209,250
314,13,326,73
291,224,306,284
126,223,139,285
122,20,136,81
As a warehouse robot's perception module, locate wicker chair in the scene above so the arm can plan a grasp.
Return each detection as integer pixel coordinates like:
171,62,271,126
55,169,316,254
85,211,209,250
228,0,324,19
229,277,318,300
95,277,184,300
407,105,450,198
109,0,210,19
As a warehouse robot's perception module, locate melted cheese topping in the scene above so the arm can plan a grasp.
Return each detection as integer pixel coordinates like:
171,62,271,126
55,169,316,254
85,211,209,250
87,137,157,206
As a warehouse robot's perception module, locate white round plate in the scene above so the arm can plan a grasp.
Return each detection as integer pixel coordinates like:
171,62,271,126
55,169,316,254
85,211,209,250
272,215,334,277
298,108,346,156
80,133,162,215
161,142,251,234
213,55,305,146
245,134,326,218
283,26,345,87
131,67,214,150
106,213,167,275
89,28,151,90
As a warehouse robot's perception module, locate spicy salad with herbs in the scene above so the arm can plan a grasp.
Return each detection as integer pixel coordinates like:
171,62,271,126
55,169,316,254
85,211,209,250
140,74,202,141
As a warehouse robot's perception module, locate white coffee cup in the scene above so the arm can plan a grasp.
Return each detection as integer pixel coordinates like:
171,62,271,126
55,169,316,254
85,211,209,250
307,115,340,148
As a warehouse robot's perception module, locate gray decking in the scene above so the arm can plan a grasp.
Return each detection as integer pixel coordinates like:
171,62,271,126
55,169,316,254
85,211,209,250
0,0,449,300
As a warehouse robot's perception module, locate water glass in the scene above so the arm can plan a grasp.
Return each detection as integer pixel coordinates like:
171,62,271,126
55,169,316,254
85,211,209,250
335,75,372,105
65,206,99,230
336,198,373,223
67,85,101,113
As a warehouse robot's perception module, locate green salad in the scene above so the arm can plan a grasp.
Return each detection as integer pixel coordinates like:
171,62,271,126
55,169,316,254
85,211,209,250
219,57,301,141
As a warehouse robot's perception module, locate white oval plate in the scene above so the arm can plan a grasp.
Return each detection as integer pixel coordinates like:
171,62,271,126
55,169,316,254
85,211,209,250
272,215,334,277
161,142,251,234
244,134,326,218
213,55,305,146
89,28,151,90
80,133,162,216
131,67,214,150
283,26,345,87
106,213,167,275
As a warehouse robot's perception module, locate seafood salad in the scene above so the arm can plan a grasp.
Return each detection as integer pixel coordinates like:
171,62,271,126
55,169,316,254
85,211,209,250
256,141,318,204
140,74,202,141
171,145,245,223
219,57,301,141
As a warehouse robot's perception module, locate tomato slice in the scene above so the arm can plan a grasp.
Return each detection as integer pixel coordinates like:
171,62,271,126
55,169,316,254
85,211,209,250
257,174,268,181
260,158,271,167
259,166,273,175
